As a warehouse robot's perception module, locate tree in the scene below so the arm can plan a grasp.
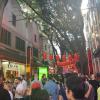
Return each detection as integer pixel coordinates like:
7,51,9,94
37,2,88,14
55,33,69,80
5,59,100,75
18,0,88,73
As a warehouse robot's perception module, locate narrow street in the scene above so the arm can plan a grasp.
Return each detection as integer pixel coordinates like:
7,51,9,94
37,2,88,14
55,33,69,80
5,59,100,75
0,0,100,100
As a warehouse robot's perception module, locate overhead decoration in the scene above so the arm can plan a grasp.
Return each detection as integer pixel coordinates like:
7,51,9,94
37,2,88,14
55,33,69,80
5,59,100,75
56,55,60,61
49,54,53,61
42,51,80,71
62,54,66,61
42,52,47,60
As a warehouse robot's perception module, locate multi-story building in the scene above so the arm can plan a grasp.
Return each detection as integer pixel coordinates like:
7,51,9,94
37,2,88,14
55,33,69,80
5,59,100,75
82,0,100,74
0,0,42,78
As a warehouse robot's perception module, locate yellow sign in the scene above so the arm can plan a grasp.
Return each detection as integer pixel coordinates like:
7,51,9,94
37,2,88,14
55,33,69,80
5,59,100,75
26,64,31,72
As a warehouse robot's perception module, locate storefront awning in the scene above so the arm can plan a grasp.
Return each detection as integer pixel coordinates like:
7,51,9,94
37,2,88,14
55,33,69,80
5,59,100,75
0,47,26,63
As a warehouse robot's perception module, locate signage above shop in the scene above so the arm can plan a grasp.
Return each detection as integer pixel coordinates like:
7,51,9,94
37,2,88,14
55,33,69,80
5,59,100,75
8,63,18,68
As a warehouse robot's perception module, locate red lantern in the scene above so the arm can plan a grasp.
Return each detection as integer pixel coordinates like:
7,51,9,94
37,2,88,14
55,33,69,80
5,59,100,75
68,53,73,61
62,54,66,61
43,52,47,60
74,53,79,62
56,55,60,61
49,54,53,60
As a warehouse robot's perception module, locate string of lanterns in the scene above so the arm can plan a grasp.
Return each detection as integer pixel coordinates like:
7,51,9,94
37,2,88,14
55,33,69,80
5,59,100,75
42,52,80,70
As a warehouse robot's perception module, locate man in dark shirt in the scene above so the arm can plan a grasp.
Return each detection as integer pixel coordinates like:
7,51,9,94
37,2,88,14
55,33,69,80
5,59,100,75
89,74,99,100
0,70,11,100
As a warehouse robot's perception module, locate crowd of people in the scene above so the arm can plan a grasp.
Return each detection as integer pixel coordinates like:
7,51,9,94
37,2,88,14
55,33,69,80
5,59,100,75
0,70,100,100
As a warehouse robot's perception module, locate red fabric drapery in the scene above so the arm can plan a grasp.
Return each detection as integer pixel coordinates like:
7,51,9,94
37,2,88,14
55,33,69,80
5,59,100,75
87,49,93,74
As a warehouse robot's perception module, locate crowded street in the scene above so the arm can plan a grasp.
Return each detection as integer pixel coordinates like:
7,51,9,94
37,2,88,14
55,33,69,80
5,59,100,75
0,0,100,100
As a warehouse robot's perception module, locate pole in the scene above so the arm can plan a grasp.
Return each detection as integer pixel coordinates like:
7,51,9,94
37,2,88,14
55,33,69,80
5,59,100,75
25,46,27,79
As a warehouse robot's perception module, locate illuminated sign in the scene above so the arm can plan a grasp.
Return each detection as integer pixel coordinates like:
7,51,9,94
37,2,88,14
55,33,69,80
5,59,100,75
8,63,18,68
38,67,48,80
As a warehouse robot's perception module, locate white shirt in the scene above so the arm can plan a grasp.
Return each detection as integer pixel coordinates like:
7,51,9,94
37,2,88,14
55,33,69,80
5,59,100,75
15,82,24,98
22,80,27,89
9,91,13,100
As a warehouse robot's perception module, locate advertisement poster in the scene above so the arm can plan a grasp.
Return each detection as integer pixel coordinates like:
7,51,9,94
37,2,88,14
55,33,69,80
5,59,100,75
38,67,48,80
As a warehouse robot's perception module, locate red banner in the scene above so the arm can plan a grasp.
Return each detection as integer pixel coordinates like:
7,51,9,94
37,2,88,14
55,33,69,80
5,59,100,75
87,49,93,74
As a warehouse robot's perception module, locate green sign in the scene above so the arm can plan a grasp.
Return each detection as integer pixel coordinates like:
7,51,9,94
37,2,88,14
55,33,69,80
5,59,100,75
38,67,48,80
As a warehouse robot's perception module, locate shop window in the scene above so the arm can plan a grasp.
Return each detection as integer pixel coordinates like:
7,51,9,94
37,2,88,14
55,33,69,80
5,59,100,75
16,37,25,52
33,47,38,58
12,14,16,26
0,27,11,46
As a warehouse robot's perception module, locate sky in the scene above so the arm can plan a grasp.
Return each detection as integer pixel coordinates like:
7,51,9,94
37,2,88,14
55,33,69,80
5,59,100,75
55,0,89,55
81,0,88,14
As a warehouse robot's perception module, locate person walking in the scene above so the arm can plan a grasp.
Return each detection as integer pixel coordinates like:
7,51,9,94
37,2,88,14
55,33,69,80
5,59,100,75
0,70,11,100
15,77,25,100
44,74,59,100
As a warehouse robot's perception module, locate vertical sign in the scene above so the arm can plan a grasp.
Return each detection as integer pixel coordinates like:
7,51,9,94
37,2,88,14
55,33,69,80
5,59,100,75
38,67,48,80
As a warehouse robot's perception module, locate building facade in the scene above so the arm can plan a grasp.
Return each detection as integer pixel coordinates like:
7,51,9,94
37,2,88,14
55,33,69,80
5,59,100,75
82,0,100,74
0,0,42,78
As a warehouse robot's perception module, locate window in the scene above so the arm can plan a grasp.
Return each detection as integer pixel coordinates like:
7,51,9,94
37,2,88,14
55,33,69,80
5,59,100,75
0,27,11,46
34,35,37,42
33,47,38,58
16,37,25,51
12,14,16,26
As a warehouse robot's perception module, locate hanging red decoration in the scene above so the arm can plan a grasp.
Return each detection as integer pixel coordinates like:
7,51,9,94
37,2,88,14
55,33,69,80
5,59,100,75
66,60,70,65
57,61,60,66
49,54,53,60
74,53,79,62
62,54,66,61
56,55,60,61
68,53,73,61
42,52,47,60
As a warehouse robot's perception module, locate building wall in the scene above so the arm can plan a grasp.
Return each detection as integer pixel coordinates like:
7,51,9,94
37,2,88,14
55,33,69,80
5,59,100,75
0,0,42,63
82,0,100,73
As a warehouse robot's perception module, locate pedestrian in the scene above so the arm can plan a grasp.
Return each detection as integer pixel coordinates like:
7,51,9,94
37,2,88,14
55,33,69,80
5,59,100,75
4,80,13,100
41,74,47,86
89,74,99,100
0,70,11,100
58,78,67,100
66,76,87,100
15,77,25,100
21,75,27,88
32,82,49,100
32,73,43,89
44,74,59,100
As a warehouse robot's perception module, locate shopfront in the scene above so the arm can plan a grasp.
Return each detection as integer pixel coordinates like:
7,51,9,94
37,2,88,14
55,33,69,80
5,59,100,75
1,60,25,78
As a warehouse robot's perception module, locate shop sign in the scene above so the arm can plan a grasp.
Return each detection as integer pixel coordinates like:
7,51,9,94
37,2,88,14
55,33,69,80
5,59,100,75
8,63,18,68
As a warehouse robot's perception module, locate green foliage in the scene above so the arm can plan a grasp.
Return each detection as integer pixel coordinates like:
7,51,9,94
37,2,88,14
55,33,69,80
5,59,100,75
18,0,85,53
17,0,88,72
